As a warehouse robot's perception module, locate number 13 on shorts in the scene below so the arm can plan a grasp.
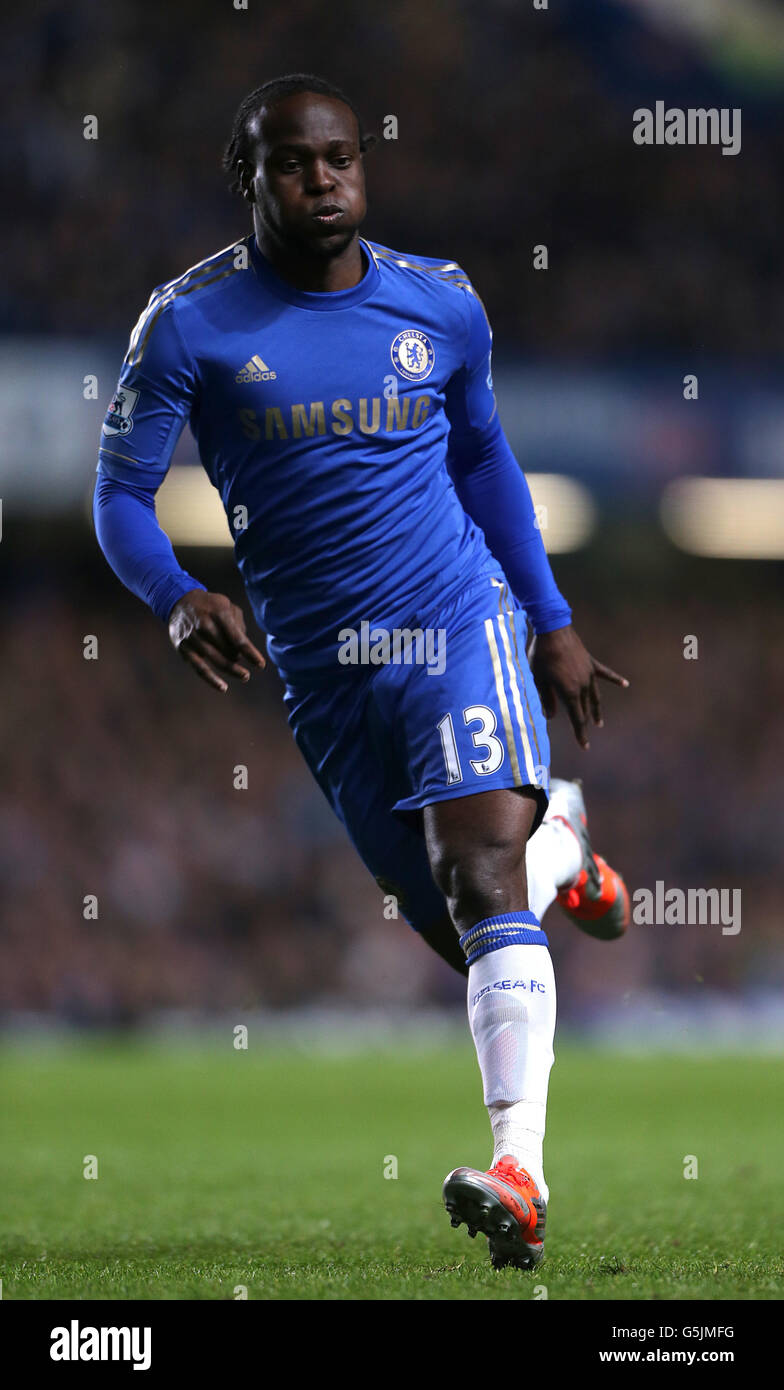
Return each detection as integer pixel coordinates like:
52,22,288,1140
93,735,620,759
437,706,507,782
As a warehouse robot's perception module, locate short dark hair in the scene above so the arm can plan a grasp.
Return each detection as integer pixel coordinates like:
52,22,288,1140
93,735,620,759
222,73,376,193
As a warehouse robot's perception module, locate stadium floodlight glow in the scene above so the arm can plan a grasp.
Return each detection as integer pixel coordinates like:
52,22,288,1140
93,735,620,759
524,473,597,553
112,466,596,553
154,467,234,547
660,477,784,559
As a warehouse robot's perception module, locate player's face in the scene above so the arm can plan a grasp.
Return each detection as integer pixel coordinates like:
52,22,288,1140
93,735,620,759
242,93,367,257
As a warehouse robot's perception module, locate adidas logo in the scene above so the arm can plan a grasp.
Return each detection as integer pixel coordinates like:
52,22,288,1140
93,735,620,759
235,354,277,383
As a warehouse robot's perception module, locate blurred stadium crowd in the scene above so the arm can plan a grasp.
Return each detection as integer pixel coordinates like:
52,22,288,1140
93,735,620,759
1,555,780,1026
3,0,784,353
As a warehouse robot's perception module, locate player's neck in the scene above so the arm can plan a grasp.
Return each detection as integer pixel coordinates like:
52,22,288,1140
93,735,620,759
253,226,365,293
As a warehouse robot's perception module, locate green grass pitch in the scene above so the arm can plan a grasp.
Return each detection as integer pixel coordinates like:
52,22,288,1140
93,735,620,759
2,1038,782,1300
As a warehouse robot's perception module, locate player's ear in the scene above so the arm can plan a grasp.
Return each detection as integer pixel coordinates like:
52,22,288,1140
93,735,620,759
236,159,256,205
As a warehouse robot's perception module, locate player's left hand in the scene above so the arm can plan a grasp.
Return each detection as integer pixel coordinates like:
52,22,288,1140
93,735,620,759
528,625,629,750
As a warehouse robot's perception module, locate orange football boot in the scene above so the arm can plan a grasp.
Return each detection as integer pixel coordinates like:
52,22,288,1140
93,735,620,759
548,778,630,941
443,1155,546,1269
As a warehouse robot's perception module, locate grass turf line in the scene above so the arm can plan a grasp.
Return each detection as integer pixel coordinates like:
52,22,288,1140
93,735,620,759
2,1041,782,1300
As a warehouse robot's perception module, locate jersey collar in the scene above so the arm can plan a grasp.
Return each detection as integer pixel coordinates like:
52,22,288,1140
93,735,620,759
248,235,380,311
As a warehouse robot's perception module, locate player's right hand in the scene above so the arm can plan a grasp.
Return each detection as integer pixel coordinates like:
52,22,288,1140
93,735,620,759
168,589,265,693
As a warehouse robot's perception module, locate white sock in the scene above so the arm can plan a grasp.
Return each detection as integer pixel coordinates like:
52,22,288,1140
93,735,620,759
526,816,582,922
461,918,556,1203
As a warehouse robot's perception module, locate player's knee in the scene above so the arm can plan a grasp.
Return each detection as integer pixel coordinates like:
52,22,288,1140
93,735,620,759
429,840,525,923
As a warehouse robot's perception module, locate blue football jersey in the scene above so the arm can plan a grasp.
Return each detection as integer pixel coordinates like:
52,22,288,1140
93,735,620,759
97,235,510,676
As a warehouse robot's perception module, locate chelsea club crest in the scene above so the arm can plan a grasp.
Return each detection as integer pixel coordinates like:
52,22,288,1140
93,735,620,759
390,329,435,382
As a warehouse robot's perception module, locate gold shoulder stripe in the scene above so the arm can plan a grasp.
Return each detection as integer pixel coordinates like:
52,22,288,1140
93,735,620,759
373,248,464,276
126,246,242,363
130,266,241,368
372,249,477,300
470,285,492,325
150,239,244,302
360,238,381,269
125,242,245,364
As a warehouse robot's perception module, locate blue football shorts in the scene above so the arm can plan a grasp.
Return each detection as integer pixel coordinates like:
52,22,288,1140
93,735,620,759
282,572,550,934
